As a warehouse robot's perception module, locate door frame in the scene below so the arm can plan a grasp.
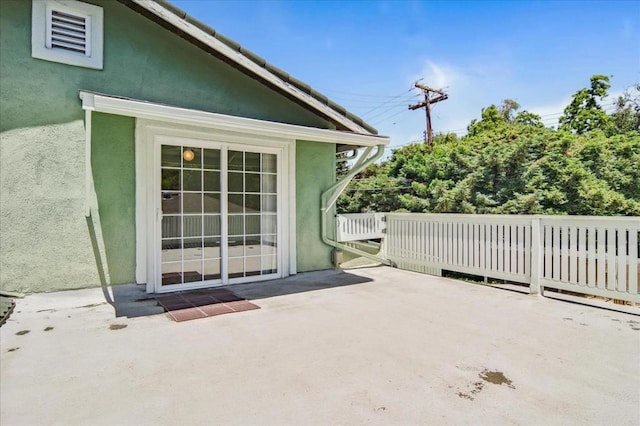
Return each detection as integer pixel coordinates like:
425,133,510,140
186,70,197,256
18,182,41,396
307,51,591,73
135,118,296,293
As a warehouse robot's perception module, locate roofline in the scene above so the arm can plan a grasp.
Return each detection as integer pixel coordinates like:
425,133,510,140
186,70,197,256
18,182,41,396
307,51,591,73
121,0,378,135
79,91,390,147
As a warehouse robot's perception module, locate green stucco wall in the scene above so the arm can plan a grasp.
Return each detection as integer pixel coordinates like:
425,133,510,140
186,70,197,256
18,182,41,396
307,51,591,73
91,113,136,284
0,0,337,292
296,141,335,272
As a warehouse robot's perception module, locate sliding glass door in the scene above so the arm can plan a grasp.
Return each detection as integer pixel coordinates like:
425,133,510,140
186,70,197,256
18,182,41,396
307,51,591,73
157,142,280,291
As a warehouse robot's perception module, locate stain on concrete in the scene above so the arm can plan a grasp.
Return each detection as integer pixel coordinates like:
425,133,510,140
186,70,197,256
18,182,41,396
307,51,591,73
457,391,474,400
7,347,19,352
563,317,573,321
456,380,486,400
15,330,30,336
479,370,515,389
109,324,127,330
44,326,54,331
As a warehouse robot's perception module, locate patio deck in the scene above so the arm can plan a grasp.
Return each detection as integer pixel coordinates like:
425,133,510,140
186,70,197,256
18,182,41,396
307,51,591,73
1,266,639,425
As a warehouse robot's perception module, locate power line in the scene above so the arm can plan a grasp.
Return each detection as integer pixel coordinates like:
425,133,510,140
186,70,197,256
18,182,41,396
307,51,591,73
317,87,420,99
370,107,412,126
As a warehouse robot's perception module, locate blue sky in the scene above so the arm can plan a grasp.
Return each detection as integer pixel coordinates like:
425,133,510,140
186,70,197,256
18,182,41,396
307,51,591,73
172,0,640,148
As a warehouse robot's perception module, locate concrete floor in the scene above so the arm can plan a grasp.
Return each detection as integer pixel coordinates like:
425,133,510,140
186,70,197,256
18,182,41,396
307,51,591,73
1,266,639,426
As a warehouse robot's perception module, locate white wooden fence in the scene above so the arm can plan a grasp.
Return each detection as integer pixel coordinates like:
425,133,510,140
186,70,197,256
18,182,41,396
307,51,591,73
336,213,386,242
337,213,640,303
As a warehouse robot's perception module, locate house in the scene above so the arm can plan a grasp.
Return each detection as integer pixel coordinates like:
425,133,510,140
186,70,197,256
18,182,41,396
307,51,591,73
0,0,389,293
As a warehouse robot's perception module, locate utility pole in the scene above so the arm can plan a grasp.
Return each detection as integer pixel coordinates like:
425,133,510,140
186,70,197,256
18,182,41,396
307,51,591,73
409,83,448,147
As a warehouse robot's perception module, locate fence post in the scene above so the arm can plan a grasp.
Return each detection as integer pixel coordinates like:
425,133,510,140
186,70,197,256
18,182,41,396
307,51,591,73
530,217,543,296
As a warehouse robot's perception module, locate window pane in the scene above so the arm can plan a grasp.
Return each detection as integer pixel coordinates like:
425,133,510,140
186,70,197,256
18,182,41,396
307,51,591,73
204,259,221,280
183,238,203,262
228,172,243,193
162,262,182,285
262,234,277,253
203,193,221,214
228,236,244,257
263,214,277,234
228,151,243,171
245,214,261,235
203,236,221,259
161,239,182,263
245,194,260,213
263,153,277,173
182,147,201,169
228,215,244,235
228,257,244,278
162,216,181,238
183,216,202,237
262,195,276,213
183,260,203,283
203,215,220,236
262,174,276,194
183,193,202,214
246,173,260,193
204,171,220,192
183,169,201,191
261,255,277,275
245,152,261,172
203,149,220,170
245,256,261,276
162,169,180,191
161,145,181,168
228,194,243,213
162,192,181,214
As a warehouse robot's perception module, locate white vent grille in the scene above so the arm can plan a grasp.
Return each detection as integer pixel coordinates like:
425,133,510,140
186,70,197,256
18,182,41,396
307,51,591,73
48,9,90,56
33,0,103,69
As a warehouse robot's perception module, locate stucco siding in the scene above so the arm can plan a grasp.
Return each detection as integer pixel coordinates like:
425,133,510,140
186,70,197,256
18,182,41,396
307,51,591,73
296,141,335,272
92,113,137,285
0,121,101,292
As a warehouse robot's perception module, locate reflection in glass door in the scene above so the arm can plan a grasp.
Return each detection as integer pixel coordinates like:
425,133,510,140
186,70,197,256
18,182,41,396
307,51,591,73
227,150,278,280
159,144,278,289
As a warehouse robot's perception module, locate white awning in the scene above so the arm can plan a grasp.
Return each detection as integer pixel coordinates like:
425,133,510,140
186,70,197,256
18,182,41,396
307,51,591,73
79,91,390,147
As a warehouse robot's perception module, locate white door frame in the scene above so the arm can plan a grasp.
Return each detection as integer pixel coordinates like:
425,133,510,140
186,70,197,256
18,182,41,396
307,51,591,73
135,119,296,293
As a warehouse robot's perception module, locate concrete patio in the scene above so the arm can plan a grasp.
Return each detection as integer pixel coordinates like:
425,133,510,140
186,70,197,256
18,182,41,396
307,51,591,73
1,266,639,425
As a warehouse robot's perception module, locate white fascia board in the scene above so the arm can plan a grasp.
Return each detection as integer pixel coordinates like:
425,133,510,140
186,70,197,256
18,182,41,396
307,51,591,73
130,0,373,135
79,91,390,147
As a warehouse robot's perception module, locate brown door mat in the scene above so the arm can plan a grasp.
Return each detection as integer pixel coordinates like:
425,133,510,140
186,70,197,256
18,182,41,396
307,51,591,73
155,288,260,322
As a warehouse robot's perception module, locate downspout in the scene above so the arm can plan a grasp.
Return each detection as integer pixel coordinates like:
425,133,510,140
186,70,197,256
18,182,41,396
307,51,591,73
321,144,393,266
336,148,358,162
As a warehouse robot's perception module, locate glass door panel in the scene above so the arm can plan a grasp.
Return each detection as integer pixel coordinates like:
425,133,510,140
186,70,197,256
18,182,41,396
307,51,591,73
160,145,222,287
227,151,278,282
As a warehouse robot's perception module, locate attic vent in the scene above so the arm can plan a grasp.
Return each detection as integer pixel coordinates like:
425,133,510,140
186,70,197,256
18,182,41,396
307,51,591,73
32,0,103,70
48,9,90,56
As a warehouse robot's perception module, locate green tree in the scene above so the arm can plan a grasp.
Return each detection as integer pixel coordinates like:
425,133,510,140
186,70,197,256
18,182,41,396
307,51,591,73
338,77,640,217
610,84,640,134
559,75,611,134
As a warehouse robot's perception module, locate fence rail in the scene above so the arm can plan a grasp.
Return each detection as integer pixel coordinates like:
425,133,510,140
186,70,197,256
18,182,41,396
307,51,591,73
336,213,386,242
337,213,640,303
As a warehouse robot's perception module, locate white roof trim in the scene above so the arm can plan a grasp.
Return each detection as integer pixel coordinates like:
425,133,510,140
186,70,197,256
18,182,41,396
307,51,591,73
79,91,389,146
130,0,372,135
